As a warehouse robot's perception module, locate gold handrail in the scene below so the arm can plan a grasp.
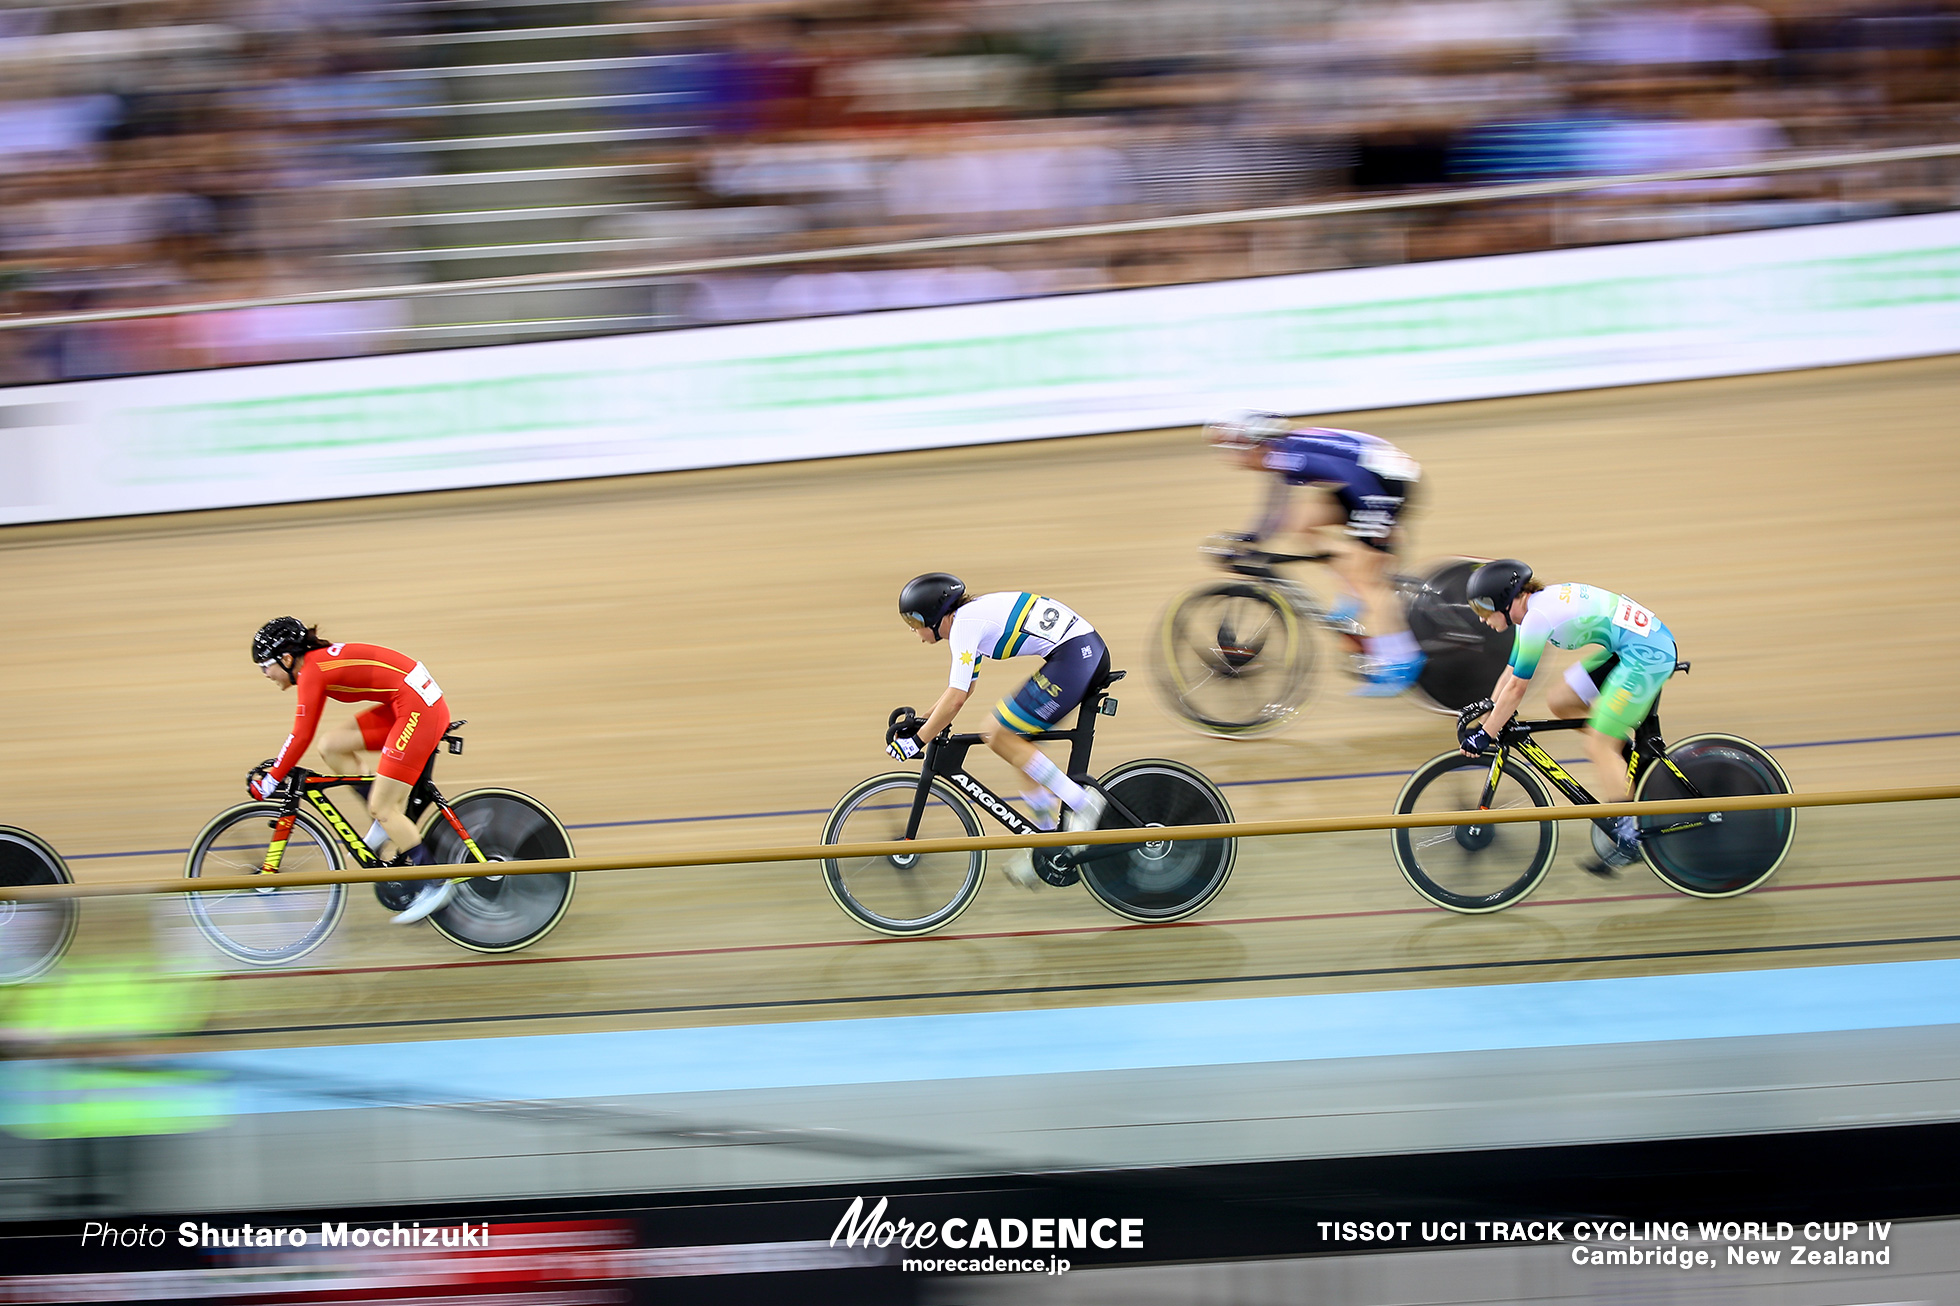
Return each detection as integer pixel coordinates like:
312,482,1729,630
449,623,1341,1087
4,784,1955,903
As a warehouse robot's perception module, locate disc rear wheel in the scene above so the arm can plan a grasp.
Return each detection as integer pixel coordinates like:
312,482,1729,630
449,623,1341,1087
1406,558,1515,714
1634,734,1794,897
423,789,576,953
1080,760,1235,923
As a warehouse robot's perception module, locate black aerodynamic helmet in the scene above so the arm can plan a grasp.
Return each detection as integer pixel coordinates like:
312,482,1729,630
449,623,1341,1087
1466,560,1532,617
899,573,966,632
252,616,309,665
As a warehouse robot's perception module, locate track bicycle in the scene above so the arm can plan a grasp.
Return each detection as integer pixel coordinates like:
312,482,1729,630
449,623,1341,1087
0,827,80,983
1390,665,1795,912
822,671,1236,936
183,721,575,965
1149,543,1514,738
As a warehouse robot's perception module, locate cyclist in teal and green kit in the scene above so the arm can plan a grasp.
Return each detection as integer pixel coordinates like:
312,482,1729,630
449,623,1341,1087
1459,560,1679,871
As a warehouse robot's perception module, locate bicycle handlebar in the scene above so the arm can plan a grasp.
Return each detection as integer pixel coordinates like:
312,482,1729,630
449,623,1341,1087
1200,537,1335,576
885,706,927,747
1456,702,1593,751
1454,699,1494,745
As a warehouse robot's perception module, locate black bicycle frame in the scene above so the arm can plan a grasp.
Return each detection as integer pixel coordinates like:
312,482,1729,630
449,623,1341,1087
257,724,482,873
1481,696,1713,840
901,676,1139,867
1222,549,1486,651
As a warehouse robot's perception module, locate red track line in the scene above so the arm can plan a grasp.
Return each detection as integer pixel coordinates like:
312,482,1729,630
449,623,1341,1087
213,868,1960,983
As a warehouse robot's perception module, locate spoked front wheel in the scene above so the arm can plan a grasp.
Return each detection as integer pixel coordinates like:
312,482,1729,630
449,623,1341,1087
1392,752,1557,912
1150,580,1315,738
1405,558,1515,714
822,773,983,936
1079,760,1236,923
0,827,80,983
422,788,576,953
1634,734,1794,897
185,803,347,965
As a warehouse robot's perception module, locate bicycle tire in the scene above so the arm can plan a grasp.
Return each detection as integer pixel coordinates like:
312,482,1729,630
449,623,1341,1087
822,772,983,936
1634,733,1794,897
1081,759,1236,923
184,803,347,966
423,788,576,953
1406,558,1515,714
1392,751,1558,912
0,826,79,983
1149,578,1315,739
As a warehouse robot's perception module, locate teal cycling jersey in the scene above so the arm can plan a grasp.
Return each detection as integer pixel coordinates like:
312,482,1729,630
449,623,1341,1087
1508,583,1669,680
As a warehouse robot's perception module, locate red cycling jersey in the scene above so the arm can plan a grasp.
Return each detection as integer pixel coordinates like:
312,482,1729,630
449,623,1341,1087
269,642,451,786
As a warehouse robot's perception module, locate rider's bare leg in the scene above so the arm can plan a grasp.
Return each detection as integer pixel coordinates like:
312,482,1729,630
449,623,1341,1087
1324,535,1404,636
1582,727,1633,805
317,721,377,832
982,721,1085,811
366,776,419,862
1546,677,1588,719
1551,669,1635,805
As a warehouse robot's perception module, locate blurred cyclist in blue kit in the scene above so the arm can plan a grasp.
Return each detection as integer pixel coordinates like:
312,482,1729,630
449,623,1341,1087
1208,412,1425,693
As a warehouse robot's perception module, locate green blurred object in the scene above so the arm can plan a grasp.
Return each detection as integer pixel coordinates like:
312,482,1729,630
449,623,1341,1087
0,963,227,1140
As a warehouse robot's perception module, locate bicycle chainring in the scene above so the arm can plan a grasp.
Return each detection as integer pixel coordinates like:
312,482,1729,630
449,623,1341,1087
1032,847,1081,888
373,880,417,911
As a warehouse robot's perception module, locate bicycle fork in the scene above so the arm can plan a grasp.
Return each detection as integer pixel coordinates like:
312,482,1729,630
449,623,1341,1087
259,813,299,875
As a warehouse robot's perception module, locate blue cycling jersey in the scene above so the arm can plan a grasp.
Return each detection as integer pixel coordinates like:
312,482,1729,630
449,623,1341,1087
1261,428,1410,504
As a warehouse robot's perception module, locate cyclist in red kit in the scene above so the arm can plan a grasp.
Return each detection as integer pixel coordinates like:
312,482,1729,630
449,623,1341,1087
249,617,457,924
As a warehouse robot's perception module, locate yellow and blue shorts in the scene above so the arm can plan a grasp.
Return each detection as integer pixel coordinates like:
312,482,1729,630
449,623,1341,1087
993,634,1109,738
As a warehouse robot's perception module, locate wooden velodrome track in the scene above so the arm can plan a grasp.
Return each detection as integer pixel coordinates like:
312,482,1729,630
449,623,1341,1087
4,356,1958,1051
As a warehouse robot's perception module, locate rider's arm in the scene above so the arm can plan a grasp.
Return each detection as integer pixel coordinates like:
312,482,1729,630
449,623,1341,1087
1479,599,1552,737
1482,667,1531,735
917,686,968,740
1243,474,1291,542
267,665,326,781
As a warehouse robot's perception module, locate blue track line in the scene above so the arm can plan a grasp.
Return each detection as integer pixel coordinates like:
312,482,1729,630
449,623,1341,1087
187,957,1960,1112
63,727,1960,862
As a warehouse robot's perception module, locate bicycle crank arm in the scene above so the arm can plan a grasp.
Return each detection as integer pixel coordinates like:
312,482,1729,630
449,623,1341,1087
1644,816,1714,838
1052,838,1154,870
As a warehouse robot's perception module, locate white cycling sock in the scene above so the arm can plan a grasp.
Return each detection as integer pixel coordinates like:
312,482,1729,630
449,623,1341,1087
1021,789,1061,831
1021,751,1087,810
1367,629,1418,663
364,821,389,854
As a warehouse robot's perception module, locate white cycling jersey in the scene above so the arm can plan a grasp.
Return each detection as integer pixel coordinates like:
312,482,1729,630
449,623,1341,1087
945,592,1095,691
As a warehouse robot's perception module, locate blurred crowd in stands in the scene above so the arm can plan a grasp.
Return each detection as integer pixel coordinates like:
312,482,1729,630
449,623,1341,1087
1,0,1956,381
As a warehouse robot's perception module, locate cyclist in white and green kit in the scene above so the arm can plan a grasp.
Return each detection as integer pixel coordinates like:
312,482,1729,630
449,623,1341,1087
1459,560,1679,869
